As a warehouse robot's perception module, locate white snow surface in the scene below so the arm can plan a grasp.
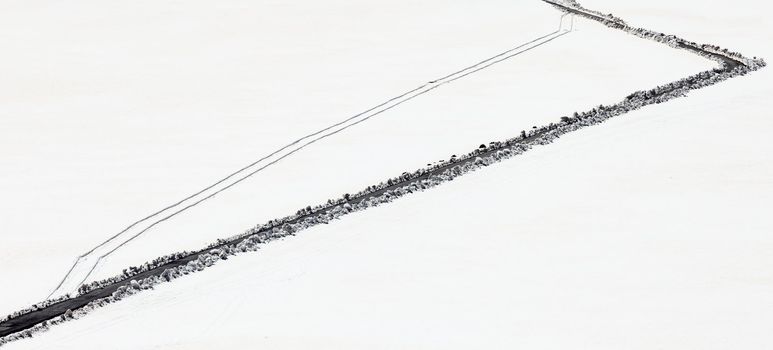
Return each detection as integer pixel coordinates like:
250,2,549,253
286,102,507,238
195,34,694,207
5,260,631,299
2,0,772,348
0,0,709,307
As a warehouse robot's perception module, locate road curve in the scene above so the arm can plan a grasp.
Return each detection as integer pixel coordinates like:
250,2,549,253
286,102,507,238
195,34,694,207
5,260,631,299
541,0,745,68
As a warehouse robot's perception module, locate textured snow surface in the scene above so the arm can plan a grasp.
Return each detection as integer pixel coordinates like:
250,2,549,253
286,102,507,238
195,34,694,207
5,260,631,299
2,0,772,348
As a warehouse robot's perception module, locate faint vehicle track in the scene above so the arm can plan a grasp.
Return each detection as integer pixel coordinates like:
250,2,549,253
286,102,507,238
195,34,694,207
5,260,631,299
46,13,575,299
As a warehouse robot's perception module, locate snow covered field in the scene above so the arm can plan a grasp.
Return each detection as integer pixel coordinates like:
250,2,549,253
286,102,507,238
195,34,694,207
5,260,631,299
2,0,771,348
0,0,709,308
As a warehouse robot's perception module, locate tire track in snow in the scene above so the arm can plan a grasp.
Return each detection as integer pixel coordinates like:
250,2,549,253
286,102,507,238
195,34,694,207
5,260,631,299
47,14,575,298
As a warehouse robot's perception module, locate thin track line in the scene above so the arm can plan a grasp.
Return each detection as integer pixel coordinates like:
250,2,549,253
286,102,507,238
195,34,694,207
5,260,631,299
50,14,573,298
